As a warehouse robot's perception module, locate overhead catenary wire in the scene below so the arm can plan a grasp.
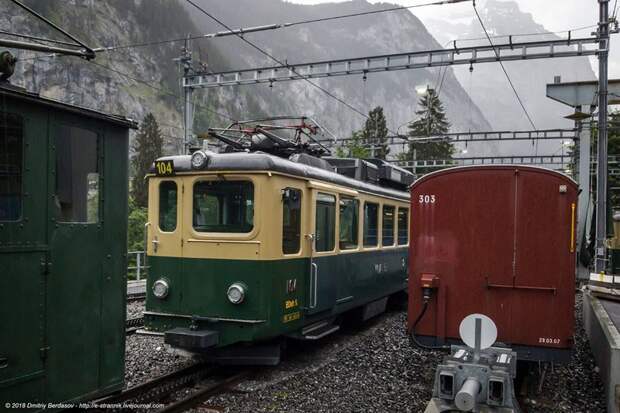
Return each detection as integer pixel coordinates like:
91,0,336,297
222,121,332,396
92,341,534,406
472,1,537,132
184,0,373,123
90,0,471,53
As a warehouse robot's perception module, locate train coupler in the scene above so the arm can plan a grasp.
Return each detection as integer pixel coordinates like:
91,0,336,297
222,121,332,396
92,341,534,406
424,345,520,413
164,327,219,351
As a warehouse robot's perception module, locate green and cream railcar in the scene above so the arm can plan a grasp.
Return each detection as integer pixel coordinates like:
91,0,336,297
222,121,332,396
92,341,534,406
143,151,410,364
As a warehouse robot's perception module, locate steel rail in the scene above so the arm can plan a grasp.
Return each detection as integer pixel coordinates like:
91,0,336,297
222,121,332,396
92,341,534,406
125,317,144,335
92,363,214,406
156,370,251,413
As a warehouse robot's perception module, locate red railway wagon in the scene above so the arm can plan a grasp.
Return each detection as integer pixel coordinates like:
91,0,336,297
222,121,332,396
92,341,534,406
407,165,578,362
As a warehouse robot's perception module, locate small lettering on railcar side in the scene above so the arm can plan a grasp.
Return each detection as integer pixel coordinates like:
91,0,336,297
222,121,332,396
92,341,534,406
284,299,298,309
538,337,561,344
418,194,436,204
283,311,300,323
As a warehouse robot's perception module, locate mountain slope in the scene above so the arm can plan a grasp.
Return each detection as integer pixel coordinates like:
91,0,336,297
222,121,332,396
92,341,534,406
422,0,596,156
185,0,493,147
4,0,494,157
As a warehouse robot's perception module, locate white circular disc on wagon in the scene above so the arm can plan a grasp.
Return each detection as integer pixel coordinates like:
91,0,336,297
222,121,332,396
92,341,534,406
458,313,498,350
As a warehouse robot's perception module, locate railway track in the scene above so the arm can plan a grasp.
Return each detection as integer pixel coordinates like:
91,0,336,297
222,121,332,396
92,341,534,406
125,316,144,335
92,362,251,412
127,292,146,301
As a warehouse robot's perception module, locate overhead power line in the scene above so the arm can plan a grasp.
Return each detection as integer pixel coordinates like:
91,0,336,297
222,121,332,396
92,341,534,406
93,0,471,53
472,2,537,131
185,0,373,122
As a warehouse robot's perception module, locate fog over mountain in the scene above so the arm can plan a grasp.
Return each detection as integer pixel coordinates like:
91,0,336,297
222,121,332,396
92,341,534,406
3,0,595,159
185,0,493,154
422,0,596,156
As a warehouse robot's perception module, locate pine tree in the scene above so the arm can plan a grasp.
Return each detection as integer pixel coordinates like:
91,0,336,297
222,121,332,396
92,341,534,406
131,113,163,208
398,88,453,173
335,130,370,159
361,106,390,159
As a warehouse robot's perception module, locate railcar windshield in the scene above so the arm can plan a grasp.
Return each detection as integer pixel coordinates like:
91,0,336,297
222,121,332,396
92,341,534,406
193,180,254,233
159,181,177,232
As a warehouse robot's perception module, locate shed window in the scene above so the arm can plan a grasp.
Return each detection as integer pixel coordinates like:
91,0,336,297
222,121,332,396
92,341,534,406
159,181,177,232
339,197,358,250
0,113,23,221
398,207,409,245
193,180,254,233
282,188,302,254
363,202,379,247
315,193,335,252
54,125,99,223
382,205,395,246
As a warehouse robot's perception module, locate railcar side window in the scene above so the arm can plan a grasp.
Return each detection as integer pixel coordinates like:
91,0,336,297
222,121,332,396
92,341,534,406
159,181,177,232
0,113,23,221
363,202,379,247
382,205,395,246
54,125,99,223
282,188,302,254
193,180,254,233
315,192,335,252
397,207,409,245
339,197,359,250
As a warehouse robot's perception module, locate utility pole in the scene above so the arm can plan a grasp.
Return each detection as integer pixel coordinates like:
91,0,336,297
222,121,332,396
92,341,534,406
595,0,610,273
176,37,194,154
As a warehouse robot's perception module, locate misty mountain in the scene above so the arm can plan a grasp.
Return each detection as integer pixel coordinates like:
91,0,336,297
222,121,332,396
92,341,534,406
3,0,597,161
184,0,494,155
423,0,597,156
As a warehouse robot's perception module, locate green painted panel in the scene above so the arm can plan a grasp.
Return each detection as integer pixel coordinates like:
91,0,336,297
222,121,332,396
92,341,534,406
0,100,48,405
47,225,102,401
97,126,128,392
146,248,407,347
0,252,45,400
146,257,308,346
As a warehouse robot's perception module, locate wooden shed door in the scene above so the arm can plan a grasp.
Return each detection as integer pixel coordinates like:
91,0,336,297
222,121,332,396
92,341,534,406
46,124,103,401
0,109,46,402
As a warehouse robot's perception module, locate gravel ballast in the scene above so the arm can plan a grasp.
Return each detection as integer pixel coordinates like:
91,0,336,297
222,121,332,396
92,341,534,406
124,300,192,389
123,294,606,412
210,292,605,413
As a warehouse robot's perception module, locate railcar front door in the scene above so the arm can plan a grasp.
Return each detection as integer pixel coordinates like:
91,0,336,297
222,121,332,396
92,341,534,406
306,191,337,315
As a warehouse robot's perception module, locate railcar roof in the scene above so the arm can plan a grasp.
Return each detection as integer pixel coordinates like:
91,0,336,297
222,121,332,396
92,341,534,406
412,164,578,187
150,152,410,201
0,83,137,129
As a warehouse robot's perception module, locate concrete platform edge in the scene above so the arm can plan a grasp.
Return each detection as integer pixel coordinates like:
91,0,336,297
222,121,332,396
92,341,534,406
584,289,620,413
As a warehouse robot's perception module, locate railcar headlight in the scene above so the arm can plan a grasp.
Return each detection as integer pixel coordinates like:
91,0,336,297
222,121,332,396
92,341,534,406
153,279,170,299
191,150,208,169
227,283,246,304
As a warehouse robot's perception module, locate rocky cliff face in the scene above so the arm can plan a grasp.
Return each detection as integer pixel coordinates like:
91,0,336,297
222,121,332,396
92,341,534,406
3,0,271,153
3,0,495,157
185,0,493,151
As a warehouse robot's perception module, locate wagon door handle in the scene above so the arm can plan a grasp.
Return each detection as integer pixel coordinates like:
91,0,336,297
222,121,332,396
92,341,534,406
484,277,556,294
152,237,160,253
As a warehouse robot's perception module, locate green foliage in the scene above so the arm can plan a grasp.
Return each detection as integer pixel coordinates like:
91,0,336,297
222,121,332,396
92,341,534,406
361,106,390,159
127,198,147,252
336,130,370,159
131,113,163,208
399,88,453,174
